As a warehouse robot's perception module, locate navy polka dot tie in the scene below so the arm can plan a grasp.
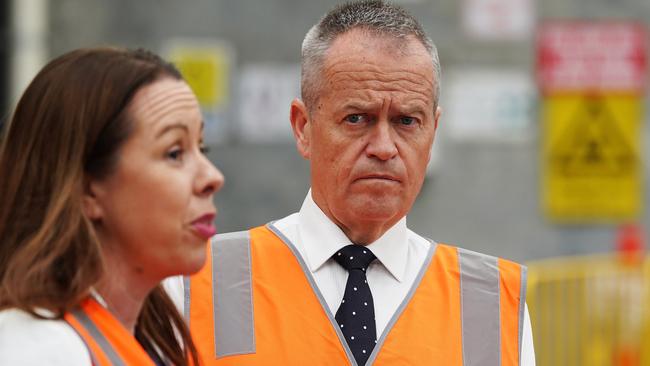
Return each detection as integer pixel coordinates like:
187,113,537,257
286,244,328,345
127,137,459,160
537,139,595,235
333,245,377,366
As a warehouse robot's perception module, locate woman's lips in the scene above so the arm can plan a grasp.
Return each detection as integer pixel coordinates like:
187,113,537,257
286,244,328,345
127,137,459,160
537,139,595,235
191,213,217,239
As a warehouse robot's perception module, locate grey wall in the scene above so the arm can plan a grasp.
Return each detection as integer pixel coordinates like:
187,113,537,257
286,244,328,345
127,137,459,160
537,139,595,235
33,0,650,262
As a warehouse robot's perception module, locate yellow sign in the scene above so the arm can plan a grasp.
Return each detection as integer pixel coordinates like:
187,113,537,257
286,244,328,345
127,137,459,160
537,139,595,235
542,94,642,221
167,43,231,109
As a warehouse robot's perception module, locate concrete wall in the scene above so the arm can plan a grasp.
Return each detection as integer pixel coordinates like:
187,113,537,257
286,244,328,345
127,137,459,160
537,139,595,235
20,0,650,261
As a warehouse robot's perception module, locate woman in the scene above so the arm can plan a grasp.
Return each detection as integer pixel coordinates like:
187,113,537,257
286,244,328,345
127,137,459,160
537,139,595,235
0,47,224,365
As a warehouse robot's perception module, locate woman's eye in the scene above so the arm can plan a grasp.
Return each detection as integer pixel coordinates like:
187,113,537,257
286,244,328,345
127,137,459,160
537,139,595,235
399,116,416,126
344,114,366,124
166,147,184,161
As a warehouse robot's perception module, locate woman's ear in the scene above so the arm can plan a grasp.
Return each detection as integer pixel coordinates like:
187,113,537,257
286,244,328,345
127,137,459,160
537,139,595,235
82,178,105,221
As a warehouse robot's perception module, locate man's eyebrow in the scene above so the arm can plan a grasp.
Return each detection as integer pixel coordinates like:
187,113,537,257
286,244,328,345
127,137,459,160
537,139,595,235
394,98,430,113
341,101,378,110
399,105,427,115
156,122,189,138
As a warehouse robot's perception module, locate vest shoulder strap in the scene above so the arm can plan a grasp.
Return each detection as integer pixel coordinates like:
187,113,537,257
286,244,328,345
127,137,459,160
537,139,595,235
64,299,155,366
210,230,255,358
455,246,527,366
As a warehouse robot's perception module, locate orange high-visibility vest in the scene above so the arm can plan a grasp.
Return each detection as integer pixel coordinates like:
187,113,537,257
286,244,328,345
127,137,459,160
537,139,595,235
187,224,527,366
64,298,156,366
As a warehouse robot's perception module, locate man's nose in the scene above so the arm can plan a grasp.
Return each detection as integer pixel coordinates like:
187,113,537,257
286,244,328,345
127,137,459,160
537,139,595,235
365,120,398,161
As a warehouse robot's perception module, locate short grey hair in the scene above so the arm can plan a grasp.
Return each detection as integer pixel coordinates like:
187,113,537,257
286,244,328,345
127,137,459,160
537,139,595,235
300,0,441,111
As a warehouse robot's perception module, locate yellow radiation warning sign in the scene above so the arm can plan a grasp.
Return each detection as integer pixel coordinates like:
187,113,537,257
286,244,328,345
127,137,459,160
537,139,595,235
542,94,642,221
166,42,232,109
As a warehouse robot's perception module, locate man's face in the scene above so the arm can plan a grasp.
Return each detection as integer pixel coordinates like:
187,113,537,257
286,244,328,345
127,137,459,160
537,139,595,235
292,29,441,243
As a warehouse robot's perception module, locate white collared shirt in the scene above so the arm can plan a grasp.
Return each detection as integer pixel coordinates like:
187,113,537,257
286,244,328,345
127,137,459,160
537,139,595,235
271,190,536,365
0,308,91,365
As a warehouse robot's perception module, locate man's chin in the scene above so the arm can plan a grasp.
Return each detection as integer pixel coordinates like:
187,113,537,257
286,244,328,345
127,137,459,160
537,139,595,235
346,196,404,222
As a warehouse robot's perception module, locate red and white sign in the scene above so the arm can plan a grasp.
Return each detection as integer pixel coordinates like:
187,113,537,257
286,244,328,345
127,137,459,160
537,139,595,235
537,22,647,93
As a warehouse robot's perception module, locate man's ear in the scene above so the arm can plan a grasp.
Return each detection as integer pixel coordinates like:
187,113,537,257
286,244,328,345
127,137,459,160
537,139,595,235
82,179,105,222
290,98,312,159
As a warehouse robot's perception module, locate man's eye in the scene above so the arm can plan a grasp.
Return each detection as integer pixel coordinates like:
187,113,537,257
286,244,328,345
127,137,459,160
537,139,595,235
399,116,416,126
344,114,365,124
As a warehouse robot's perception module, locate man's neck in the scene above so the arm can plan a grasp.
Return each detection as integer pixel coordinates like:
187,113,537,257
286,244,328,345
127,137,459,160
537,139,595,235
338,221,394,245
309,193,401,245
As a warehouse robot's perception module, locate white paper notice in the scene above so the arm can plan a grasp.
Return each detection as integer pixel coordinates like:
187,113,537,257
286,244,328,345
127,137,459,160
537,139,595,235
444,69,536,142
238,64,300,142
463,0,535,41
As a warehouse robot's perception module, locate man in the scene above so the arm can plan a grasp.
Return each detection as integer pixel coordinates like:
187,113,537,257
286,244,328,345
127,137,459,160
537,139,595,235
182,1,534,365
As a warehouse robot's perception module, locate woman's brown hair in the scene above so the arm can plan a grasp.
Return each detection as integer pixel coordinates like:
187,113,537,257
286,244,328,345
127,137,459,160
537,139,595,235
0,47,200,366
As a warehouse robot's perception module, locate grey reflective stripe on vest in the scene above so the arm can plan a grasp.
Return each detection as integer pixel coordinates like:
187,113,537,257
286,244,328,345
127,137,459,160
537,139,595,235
458,248,501,366
212,231,256,358
518,265,528,365
69,309,126,366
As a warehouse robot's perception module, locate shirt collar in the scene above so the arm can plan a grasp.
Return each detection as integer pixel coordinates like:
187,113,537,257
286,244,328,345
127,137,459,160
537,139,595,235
297,190,408,282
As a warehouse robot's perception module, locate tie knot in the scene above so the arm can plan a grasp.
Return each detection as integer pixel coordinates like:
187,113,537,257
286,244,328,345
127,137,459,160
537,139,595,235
333,245,376,271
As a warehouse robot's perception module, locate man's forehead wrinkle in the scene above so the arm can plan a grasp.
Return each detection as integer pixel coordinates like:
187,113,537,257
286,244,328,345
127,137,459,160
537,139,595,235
326,72,434,94
332,84,432,104
323,55,431,74
327,68,433,84
324,69,434,103
323,61,434,88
